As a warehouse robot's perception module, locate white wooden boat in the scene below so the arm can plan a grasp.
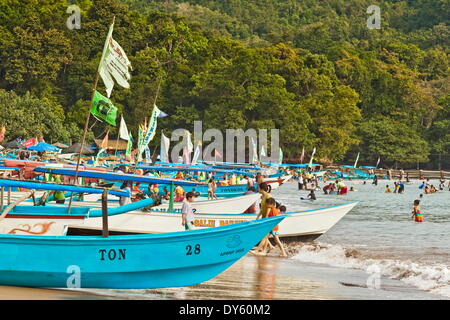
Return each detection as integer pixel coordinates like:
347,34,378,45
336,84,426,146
263,174,292,191
70,202,358,241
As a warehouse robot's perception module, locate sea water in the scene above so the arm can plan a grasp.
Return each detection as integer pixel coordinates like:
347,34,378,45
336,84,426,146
280,179,450,298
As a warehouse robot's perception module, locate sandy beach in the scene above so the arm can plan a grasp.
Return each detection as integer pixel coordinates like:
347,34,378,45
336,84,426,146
0,285,103,300
1,253,443,300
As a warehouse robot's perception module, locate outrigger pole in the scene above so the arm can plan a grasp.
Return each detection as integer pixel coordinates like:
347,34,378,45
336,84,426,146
68,16,116,214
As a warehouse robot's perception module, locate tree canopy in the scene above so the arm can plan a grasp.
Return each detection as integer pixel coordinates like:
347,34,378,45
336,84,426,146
0,0,448,166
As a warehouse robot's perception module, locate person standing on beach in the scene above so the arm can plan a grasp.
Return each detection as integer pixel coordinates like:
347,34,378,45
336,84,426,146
181,192,196,230
119,182,132,206
302,172,308,189
50,174,66,204
298,174,304,190
253,182,274,252
411,200,423,222
258,198,287,257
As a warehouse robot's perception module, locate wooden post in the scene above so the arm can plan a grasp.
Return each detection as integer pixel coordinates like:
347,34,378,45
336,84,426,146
114,136,120,157
168,182,175,211
31,192,36,206
0,187,3,212
102,189,109,238
7,187,10,205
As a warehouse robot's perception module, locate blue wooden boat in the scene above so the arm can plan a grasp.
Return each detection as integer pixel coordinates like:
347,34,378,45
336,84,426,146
0,178,287,288
0,178,129,198
34,167,252,199
33,167,199,187
0,216,285,288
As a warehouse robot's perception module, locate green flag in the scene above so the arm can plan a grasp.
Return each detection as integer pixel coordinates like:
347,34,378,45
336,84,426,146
90,90,118,126
126,133,133,157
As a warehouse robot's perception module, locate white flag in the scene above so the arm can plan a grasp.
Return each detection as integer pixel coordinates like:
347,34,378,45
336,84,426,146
98,22,132,97
354,152,360,168
191,142,202,165
138,104,163,159
183,146,191,164
260,145,267,158
119,115,130,141
144,146,152,163
160,133,170,163
182,131,193,164
250,137,258,164
185,130,193,152
309,147,316,167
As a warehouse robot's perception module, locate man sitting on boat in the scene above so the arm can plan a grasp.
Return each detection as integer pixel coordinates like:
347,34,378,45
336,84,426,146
174,185,185,202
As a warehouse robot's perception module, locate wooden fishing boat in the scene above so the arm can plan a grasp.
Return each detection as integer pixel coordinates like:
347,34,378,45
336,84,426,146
35,166,254,198
263,174,292,191
0,178,287,289
70,202,357,241
0,215,285,289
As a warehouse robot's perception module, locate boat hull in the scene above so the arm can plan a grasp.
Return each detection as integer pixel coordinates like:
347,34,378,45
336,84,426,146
73,202,357,240
0,216,285,289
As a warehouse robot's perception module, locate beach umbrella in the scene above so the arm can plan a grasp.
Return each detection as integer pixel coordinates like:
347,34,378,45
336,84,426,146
28,142,61,152
63,143,96,155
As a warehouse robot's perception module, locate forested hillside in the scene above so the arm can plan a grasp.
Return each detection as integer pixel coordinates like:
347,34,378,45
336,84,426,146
0,0,448,166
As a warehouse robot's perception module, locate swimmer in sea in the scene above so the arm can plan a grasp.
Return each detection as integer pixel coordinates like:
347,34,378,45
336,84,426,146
411,200,423,222
307,189,317,200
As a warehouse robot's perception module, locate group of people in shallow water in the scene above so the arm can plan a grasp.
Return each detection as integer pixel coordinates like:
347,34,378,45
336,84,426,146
385,181,405,194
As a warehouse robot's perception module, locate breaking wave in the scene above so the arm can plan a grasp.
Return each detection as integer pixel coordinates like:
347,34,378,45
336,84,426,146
290,242,450,298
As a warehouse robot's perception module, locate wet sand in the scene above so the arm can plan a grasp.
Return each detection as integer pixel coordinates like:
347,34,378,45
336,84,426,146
1,254,443,300
0,285,104,300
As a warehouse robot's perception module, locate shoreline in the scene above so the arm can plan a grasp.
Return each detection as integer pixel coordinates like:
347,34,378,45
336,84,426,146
0,255,444,300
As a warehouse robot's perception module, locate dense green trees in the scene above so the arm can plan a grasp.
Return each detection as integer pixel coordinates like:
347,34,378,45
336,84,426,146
0,90,71,142
0,0,448,166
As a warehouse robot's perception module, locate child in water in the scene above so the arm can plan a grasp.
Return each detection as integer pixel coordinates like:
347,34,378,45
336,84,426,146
385,185,392,193
411,200,423,222
307,189,316,200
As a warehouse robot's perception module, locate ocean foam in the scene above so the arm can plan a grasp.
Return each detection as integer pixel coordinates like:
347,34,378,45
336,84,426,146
290,242,450,298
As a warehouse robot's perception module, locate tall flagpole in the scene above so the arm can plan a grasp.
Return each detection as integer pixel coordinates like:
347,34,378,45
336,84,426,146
67,16,116,213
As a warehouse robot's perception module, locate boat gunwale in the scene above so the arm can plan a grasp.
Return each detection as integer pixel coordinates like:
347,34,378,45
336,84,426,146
0,215,286,243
